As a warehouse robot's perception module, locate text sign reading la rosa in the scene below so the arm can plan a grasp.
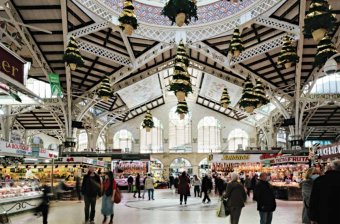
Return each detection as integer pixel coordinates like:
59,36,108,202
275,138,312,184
0,140,32,156
212,154,261,163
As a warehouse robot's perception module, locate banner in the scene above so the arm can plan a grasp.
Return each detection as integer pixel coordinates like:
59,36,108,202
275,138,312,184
0,44,25,84
48,73,62,97
211,154,261,163
272,156,309,164
0,140,32,156
39,148,59,159
316,143,340,159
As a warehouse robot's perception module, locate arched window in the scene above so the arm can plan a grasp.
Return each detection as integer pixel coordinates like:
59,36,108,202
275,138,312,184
78,130,88,151
170,158,193,176
276,128,287,149
97,136,105,151
310,73,340,94
113,129,134,153
198,116,221,153
140,117,163,153
228,129,249,151
169,107,192,152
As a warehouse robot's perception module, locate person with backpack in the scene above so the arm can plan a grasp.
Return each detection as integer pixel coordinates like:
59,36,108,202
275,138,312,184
101,171,116,224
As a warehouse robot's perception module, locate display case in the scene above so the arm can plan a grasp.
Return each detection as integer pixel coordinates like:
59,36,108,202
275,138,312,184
0,179,43,214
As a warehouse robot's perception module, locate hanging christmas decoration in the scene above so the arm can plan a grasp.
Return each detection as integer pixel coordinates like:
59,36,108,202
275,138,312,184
314,35,338,68
63,36,84,71
277,36,299,69
229,28,244,57
161,0,198,27
220,88,231,109
118,0,139,36
254,79,269,108
169,41,192,102
304,0,337,43
176,100,189,120
97,75,113,102
142,110,155,132
239,76,258,113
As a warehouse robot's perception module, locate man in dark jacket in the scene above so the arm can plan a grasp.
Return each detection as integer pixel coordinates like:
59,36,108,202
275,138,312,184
254,173,276,224
133,173,141,198
81,166,101,224
309,160,340,224
127,175,133,193
225,173,247,224
201,174,213,203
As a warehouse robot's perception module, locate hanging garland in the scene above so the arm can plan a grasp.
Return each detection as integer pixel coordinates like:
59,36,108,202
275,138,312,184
63,36,84,71
169,41,192,102
176,100,189,120
118,0,139,36
304,0,337,43
314,35,338,68
254,79,269,108
277,36,299,69
97,75,113,102
161,0,198,27
142,110,155,132
220,88,231,109
229,28,244,57
239,76,258,113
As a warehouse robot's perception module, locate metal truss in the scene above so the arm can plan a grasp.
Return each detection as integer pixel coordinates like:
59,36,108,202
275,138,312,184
255,16,300,35
77,40,132,67
68,21,110,39
75,0,113,21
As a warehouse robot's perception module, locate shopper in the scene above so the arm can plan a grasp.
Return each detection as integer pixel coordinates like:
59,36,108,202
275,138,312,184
101,171,116,224
75,172,82,202
127,175,133,193
169,174,174,189
35,182,50,224
174,176,179,193
253,173,276,224
178,171,190,205
144,173,155,200
216,175,225,196
81,166,102,224
310,160,340,224
201,174,212,203
133,173,141,198
142,174,147,199
224,173,247,224
192,175,201,197
300,167,316,224
251,174,258,200
244,175,252,197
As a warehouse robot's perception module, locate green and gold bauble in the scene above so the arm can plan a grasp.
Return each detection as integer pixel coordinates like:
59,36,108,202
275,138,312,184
254,79,269,108
119,0,138,36
277,36,299,69
239,76,258,113
98,75,113,102
170,41,192,102
142,110,154,132
229,28,244,57
161,0,198,27
314,35,338,68
176,100,188,120
304,0,337,43
63,36,84,71
220,88,231,109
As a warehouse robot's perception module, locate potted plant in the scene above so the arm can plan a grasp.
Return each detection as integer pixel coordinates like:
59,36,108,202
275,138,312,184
98,75,113,102
118,0,139,35
277,36,299,69
239,76,258,113
314,35,338,68
304,0,337,42
176,100,188,120
229,28,244,57
220,88,231,109
170,41,192,102
254,79,269,108
63,36,84,71
161,0,198,27
142,111,154,132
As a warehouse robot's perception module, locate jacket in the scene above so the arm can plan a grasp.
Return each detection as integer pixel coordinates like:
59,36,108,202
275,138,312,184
81,173,101,197
244,178,252,188
201,176,213,191
144,177,154,190
300,179,313,224
225,181,247,208
309,170,340,224
254,180,276,212
178,175,190,195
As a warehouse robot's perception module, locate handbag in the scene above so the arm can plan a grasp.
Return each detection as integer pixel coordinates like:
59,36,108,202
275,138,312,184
223,198,231,216
113,187,122,204
216,199,226,218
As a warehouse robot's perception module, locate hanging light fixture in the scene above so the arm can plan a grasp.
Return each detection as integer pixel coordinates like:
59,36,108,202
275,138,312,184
254,79,269,108
239,76,258,113
63,36,84,71
176,100,189,120
142,110,155,132
118,0,139,36
229,28,244,57
220,88,231,109
277,36,299,69
97,75,113,102
314,35,338,69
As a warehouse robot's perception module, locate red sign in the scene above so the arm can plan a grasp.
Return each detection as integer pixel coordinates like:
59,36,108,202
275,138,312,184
272,156,309,164
0,45,25,84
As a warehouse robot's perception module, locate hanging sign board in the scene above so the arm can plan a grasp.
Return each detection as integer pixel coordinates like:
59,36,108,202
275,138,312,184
316,143,340,159
38,148,59,159
211,154,261,163
0,44,25,84
0,140,32,156
271,156,309,164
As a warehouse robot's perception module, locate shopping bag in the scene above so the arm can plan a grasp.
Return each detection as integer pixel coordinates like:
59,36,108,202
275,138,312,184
132,185,136,192
114,188,122,204
223,198,231,217
216,199,226,218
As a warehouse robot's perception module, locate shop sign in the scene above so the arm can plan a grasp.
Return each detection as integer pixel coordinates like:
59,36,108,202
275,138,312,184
272,156,309,164
222,155,250,160
39,148,59,159
0,44,25,84
0,140,32,156
212,154,261,163
316,144,340,158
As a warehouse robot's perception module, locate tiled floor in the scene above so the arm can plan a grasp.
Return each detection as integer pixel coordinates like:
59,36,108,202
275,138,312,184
11,189,303,224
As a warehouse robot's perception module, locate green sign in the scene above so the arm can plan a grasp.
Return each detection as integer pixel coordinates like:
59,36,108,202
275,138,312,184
48,73,62,97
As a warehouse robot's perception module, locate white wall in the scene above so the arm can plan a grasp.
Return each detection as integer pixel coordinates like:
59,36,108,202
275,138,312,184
30,133,61,149
107,100,256,153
